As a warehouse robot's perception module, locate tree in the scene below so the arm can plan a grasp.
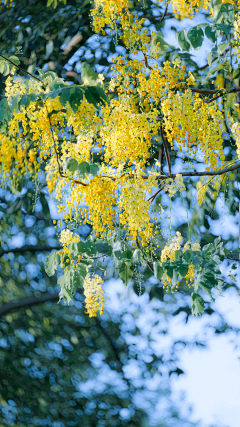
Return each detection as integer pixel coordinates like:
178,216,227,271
0,189,210,427
1,0,240,317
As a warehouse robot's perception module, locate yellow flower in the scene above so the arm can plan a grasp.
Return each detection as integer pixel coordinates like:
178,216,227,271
83,274,105,317
97,73,105,84
59,229,80,246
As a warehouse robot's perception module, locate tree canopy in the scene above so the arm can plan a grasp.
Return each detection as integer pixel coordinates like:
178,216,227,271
1,0,240,318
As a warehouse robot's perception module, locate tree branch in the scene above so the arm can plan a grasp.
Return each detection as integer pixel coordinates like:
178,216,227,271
159,2,168,22
160,125,171,177
0,245,62,258
148,184,166,202
0,54,43,83
0,292,59,317
198,48,230,71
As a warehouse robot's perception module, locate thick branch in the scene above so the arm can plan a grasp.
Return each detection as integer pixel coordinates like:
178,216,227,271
0,293,59,317
170,162,240,179
0,245,62,258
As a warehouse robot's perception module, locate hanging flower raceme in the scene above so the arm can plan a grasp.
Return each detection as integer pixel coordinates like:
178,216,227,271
83,274,105,317
161,90,225,169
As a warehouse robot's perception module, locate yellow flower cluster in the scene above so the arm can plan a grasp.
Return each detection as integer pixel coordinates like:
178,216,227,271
170,0,240,20
161,233,201,291
91,0,147,50
161,232,183,262
234,13,240,54
164,174,186,198
110,57,188,105
59,229,80,246
232,122,240,159
162,90,225,169
184,263,195,286
101,96,159,167
119,175,154,244
183,241,201,252
196,175,223,205
83,274,105,317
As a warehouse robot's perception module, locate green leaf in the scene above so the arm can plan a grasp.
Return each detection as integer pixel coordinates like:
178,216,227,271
191,255,202,265
57,275,65,287
191,292,205,316
0,98,11,122
176,29,191,52
171,270,178,286
66,158,79,172
214,236,221,245
83,85,107,105
114,250,124,260
167,266,173,279
218,43,228,55
40,194,51,219
67,242,78,255
96,240,112,255
119,262,134,286
199,281,215,302
78,161,90,176
68,87,84,112
204,271,218,286
8,55,20,66
3,62,9,76
59,287,74,303
220,3,234,24
233,68,240,80
179,262,189,278
81,62,98,85
45,40,54,59
90,163,99,176
150,31,172,56
0,61,5,74
207,52,213,68
85,240,97,256
72,269,84,288
45,252,59,277
205,25,217,43
187,27,204,49
215,23,231,35
76,241,87,254
174,250,181,260
153,262,164,280
133,249,141,262
203,64,224,83
78,263,88,279
122,249,133,260
183,249,192,261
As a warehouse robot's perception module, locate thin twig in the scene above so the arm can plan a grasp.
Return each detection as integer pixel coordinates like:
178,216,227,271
199,48,230,71
136,238,154,273
148,184,166,202
159,2,168,23
143,52,152,71
160,125,171,177
0,54,44,83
